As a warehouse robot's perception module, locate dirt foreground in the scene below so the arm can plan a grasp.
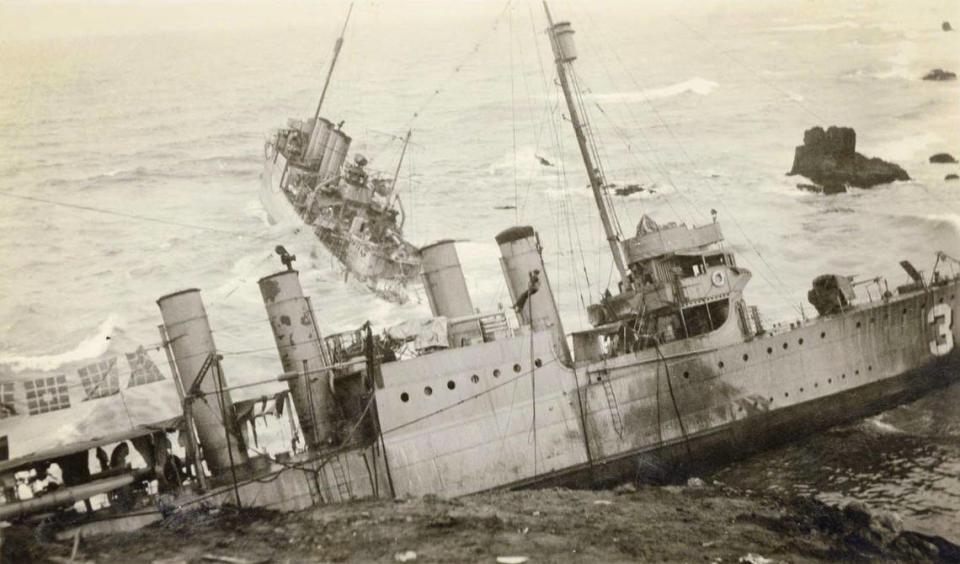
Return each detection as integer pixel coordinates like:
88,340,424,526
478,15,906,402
7,482,960,563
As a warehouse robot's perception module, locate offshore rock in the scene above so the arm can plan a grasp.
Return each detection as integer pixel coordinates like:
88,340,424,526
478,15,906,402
930,152,958,163
788,126,909,192
943,21,953,31
923,68,957,81
946,174,959,181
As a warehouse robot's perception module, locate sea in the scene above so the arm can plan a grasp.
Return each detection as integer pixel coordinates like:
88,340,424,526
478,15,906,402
1,0,959,541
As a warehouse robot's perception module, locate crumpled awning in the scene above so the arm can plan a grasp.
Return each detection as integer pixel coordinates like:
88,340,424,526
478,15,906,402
0,415,182,474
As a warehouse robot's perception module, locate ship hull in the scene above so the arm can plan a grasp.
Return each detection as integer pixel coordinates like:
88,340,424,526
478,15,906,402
260,148,419,292
372,280,960,497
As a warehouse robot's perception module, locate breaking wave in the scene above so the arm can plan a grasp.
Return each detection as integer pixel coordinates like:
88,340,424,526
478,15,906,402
589,78,718,103
0,315,120,373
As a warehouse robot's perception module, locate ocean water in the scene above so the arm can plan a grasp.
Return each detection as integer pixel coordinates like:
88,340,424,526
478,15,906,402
1,0,959,540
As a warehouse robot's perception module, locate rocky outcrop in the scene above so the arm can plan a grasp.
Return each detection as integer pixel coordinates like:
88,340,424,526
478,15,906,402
944,21,953,31
788,126,910,193
923,68,957,81
947,174,959,181
930,152,958,163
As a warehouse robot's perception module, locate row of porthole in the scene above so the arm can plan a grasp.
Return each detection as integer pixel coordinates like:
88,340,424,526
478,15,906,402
734,365,874,411
398,358,544,403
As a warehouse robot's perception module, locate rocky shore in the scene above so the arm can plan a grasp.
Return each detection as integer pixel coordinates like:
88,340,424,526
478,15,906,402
7,483,959,563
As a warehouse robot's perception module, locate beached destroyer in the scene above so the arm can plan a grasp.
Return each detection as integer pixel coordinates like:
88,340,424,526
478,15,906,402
173,5,960,505
5,6,959,532
260,9,419,301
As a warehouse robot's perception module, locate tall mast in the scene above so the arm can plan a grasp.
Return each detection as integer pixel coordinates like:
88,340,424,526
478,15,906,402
543,2,628,285
387,129,413,204
313,3,354,121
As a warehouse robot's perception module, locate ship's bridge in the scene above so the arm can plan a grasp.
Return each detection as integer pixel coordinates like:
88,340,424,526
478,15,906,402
622,219,723,265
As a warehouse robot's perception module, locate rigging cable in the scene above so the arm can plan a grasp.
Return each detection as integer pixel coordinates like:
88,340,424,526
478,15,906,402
572,6,801,311
0,191,246,236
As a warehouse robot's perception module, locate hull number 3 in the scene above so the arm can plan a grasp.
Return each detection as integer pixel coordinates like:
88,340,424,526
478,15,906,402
928,303,954,356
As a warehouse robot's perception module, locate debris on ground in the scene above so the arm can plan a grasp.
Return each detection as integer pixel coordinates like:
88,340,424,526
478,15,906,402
15,485,960,563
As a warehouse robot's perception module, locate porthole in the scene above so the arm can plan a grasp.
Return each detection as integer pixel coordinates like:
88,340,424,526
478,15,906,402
470,374,479,384
856,321,862,328
855,370,860,375
400,392,409,403
683,371,690,379
767,347,773,354
513,364,522,373
534,358,543,368
814,382,818,388
784,392,790,397
820,332,826,339
424,386,433,396
902,308,907,314
868,365,872,371
768,397,774,403
870,318,875,324
719,361,725,369
939,297,944,304
842,373,846,379
743,354,749,362
782,343,788,350
493,369,501,378
447,380,456,390
828,378,832,383
798,338,804,345
799,387,804,393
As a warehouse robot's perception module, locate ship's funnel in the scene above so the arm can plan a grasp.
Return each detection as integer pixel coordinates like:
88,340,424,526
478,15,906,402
319,129,352,182
420,239,474,319
258,270,335,449
304,117,334,165
157,289,248,475
495,226,570,363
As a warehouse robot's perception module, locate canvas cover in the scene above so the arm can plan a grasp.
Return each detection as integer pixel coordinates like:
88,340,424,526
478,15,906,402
0,333,182,473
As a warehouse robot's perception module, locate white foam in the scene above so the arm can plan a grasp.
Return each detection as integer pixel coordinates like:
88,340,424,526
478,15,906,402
589,78,718,103
0,315,120,373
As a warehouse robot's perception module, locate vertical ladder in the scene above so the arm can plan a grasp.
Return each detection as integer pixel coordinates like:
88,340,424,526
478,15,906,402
599,374,624,438
330,456,353,501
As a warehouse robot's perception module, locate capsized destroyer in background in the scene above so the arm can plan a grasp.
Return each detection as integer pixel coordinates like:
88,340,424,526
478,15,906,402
260,6,420,302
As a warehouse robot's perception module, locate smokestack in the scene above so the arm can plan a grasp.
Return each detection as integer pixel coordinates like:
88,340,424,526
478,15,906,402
495,226,570,363
420,239,474,319
157,289,248,475
258,270,335,449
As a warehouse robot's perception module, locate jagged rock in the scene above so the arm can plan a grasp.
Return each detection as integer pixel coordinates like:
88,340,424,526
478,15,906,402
798,182,846,195
946,174,959,181
943,21,953,31
788,126,909,192
930,152,957,163
923,68,957,81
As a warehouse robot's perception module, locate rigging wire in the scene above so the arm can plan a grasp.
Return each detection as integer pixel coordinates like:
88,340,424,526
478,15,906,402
570,5,801,310
404,0,515,128
0,191,246,236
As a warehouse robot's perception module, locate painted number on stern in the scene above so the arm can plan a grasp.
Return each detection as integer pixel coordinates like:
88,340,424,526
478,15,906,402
928,303,954,356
